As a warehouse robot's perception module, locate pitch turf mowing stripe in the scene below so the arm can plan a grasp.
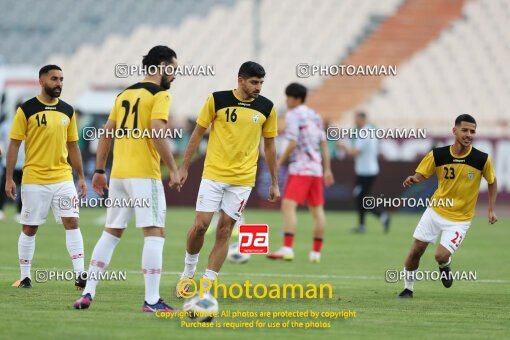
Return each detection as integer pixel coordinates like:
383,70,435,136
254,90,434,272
1,267,509,283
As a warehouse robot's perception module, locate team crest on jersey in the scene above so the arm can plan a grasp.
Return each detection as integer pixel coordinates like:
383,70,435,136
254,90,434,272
467,170,474,180
252,113,259,123
62,117,68,126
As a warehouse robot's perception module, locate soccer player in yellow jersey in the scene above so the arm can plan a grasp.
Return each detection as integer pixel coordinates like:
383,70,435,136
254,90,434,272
74,46,180,312
175,61,280,296
5,65,87,289
398,114,497,298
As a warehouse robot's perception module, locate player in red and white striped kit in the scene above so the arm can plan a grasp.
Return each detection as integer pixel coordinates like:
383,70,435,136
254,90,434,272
267,83,334,263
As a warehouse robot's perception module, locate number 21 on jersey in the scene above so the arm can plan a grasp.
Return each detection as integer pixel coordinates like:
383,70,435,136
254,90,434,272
120,98,140,129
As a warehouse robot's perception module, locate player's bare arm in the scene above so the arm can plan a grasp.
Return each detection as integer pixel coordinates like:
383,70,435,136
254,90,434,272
403,172,426,188
487,178,498,224
321,139,335,187
5,139,22,200
178,123,207,186
151,118,180,191
92,119,115,196
264,137,280,202
277,139,297,169
67,141,87,198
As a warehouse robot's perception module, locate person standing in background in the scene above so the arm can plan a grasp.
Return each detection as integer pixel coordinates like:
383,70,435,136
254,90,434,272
340,111,390,233
267,83,334,263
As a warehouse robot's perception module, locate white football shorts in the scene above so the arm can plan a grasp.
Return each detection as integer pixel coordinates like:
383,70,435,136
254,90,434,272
413,207,471,254
105,178,166,228
20,181,79,225
196,179,252,221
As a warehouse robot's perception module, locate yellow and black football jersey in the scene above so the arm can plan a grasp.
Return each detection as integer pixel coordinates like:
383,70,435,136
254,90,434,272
10,96,78,184
108,81,171,180
416,145,495,221
197,90,278,187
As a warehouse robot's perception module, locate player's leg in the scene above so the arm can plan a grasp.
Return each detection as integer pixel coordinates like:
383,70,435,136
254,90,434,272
60,217,86,288
355,175,389,233
51,181,86,288
74,179,128,309
177,179,222,297
398,208,439,298
308,205,325,263
399,239,429,298
404,239,429,271
353,175,367,232
176,211,215,298
435,244,453,288
365,175,390,232
188,180,224,256
362,175,390,232
436,219,470,288
185,211,215,270
267,198,298,260
187,212,216,256
74,227,124,309
141,226,175,312
15,184,52,288
201,184,251,287
203,210,237,285
16,225,39,288
124,178,175,312
307,176,326,263
267,175,307,260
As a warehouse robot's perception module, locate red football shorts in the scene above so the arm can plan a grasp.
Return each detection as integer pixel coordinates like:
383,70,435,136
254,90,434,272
283,175,324,206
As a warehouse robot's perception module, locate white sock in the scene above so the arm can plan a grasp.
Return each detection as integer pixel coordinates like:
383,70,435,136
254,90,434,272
83,231,120,298
202,268,218,292
142,236,165,305
18,233,36,280
183,252,199,278
404,268,416,291
66,229,85,273
439,257,451,268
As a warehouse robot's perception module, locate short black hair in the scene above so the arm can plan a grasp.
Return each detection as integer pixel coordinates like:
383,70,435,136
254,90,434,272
455,114,476,126
285,82,307,102
39,65,62,78
142,45,177,68
238,61,265,78
356,111,367,120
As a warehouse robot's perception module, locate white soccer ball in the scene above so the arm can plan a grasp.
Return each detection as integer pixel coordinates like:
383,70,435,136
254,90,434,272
183,294,219,322
227,242,251,264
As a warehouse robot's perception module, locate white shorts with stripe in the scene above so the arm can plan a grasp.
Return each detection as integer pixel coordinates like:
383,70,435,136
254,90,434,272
105,178,166,228
413,207,471,254
196,179,252,221
20,181,79,225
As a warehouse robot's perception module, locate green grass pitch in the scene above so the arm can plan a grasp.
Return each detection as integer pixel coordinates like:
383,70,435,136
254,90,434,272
0,206,509,339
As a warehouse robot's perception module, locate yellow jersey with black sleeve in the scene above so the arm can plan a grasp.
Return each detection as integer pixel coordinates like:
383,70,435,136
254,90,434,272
108,81,170,180
415,145,495,222
196,90,277,187
9,96,78,184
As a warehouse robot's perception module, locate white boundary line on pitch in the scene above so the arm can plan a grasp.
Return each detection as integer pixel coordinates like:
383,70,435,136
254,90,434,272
1,266,509,283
